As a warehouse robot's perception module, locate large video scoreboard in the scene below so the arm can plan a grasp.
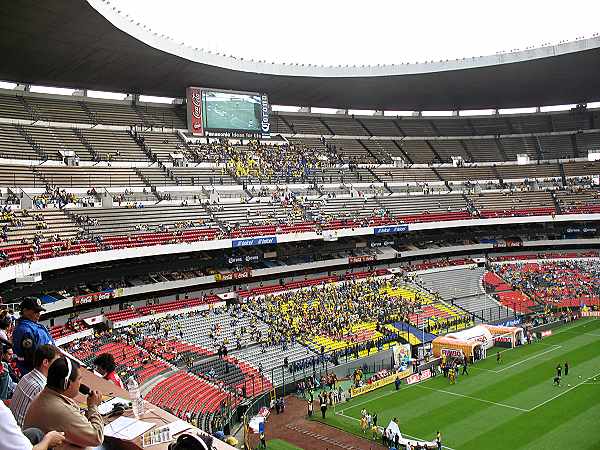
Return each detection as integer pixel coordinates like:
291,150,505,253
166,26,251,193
187,87,270,138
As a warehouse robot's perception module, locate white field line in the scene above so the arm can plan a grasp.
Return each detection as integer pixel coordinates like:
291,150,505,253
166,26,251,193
556,330,600,338
527,370,600,412
553,318,600,336
471,345,562,373
413,384,530,412
495,345,562,373
334,411,457,450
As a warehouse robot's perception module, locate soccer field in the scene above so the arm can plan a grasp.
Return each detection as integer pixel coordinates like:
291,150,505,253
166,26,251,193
320,318,600,450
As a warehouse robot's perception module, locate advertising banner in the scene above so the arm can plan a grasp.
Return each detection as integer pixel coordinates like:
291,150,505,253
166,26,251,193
73,290,114,306
348,255,376,264
350,369,411,398
260,93,271,137
373,225,408,235
186,87,204,136
405,369,432,385
232,236,277,248
441,348,464,358
215,269,252,282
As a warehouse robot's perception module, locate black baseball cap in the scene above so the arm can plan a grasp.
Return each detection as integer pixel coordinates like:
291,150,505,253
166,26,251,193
20,297,46,312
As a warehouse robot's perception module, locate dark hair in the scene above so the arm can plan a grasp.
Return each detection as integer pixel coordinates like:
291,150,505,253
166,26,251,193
47,357,79,391
0,310,10,330
33,344,59,369
93,353,116,373
168,433,213,450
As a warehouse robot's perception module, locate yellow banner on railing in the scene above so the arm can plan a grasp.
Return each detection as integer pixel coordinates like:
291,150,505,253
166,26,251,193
350,369,411,398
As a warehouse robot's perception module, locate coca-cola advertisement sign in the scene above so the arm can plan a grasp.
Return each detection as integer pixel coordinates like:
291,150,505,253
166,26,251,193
186,87,204,136
73,290,114,306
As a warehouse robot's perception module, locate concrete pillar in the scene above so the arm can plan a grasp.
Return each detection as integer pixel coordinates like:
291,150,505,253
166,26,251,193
101,194,113,208
21,196,33,209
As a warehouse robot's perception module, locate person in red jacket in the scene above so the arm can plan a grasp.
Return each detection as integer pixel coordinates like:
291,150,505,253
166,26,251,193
92,353,124,389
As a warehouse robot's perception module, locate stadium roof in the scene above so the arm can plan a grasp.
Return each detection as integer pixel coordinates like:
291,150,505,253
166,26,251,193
2,0,600,110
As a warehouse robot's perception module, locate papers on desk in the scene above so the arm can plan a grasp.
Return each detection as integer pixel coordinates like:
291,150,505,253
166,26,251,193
98,397,130,415
168,419,193,436
104,416,155,440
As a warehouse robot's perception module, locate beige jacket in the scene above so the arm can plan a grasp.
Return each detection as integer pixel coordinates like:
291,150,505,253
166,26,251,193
23,387,104,450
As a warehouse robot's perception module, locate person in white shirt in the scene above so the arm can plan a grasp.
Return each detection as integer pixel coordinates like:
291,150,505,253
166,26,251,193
10,344,59,428
0,400,64,450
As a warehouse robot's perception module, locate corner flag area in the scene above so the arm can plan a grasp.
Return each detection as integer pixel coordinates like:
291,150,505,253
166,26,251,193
320,318,600,450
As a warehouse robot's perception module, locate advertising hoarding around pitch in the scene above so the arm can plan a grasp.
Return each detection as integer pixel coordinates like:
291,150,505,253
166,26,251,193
186,87,270,138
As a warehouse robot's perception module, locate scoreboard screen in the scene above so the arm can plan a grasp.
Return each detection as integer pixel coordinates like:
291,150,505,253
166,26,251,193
187,87,270,138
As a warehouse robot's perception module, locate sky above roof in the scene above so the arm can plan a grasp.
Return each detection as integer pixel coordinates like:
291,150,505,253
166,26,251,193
112,0,599,66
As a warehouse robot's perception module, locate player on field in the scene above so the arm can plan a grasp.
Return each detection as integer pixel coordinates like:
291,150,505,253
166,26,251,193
553,374,561,386
496,351,501,364
556,363,562,378
564,361,569,376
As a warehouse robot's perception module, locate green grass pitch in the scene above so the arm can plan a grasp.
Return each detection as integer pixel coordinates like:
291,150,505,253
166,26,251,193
266,439,303,450
318,318,600,450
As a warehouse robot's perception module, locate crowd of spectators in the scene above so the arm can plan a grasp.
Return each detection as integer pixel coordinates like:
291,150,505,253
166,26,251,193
493,259,600,308
246,275,429,351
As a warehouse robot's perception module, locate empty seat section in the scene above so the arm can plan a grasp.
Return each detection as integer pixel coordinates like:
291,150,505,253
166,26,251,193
464,139,502,162
25,97,90,123
322,117,370,136
0,94,33,121
0,124,39,160
496,163,560,180
400,141,436,164
282,115,330,134
360,118,402,136
538,135,575,159
38,167,144,188
499,136,538,160
395,119,437,137
80,129,146,161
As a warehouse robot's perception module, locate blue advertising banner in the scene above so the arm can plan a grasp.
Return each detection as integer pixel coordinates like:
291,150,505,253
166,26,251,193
232,236,277,248
373,225,408,235
495,317,523,327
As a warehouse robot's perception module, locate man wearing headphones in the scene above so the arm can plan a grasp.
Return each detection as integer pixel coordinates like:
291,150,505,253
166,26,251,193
12,298,55,376
23,357,105,449
168,433,214,450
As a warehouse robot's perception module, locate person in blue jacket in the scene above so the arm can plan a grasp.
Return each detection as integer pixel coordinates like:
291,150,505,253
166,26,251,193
12,297,55,375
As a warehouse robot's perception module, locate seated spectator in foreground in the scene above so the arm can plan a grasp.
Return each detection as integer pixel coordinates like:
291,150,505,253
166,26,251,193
92,353,124,389
0,400,65,450
0,351,17,400
23,357,104,450
10,344,60,428
3,344,21,383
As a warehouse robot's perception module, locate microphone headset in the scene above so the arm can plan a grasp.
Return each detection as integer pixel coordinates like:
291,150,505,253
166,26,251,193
60,357,90,395
63,357,73,390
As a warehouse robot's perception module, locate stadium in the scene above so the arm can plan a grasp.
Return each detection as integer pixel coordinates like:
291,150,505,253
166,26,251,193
0,1,599,449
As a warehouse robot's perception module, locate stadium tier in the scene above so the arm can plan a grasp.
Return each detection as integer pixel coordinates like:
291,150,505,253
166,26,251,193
4,5,600,448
